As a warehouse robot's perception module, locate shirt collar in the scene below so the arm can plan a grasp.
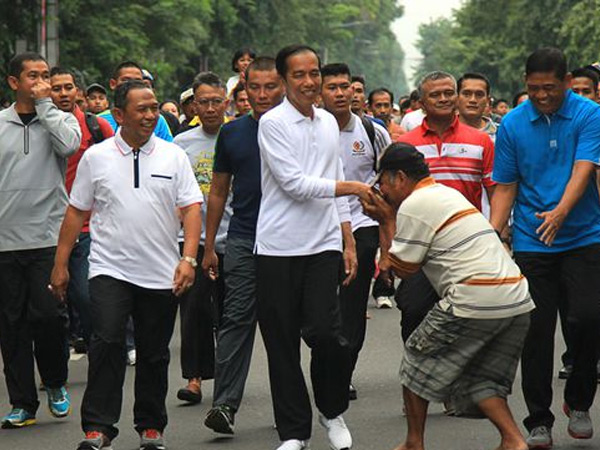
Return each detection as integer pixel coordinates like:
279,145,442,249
341,113,358,132
115,129,156,155
525,89,574,122
420,114,459,137
282,96,320,123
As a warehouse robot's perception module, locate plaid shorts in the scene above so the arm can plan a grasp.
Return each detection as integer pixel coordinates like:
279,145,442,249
400,303,530,414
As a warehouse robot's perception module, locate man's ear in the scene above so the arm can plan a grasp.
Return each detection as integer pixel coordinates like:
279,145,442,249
113,106,124,126
7,75,19,91
109,78,118,91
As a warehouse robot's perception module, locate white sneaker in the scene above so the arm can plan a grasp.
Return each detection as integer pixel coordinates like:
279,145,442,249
276,439,309,450
127,349,136,366
375,296,393,309
319,414,352,449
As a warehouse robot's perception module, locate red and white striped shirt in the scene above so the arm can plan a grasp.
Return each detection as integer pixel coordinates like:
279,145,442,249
397,115,495,210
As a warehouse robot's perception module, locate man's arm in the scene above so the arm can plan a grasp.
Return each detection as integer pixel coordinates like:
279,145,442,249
35,93,81,158
535,161,596,246
201,172,232,279
50,205,90,301
173,203,202,296
489,183,517,233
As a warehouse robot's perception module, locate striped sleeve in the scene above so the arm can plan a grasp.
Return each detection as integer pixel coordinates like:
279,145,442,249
389,213,434,277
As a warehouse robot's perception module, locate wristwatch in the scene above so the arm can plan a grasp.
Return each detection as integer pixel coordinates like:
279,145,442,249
181,256,198,268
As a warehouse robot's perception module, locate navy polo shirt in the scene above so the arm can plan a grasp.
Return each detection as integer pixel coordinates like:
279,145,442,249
494,90,600,252
213,114,261,240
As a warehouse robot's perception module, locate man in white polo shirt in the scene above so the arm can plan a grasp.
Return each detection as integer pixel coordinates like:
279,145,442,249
256,44,373,450
361,142,534,450
50,80,202,450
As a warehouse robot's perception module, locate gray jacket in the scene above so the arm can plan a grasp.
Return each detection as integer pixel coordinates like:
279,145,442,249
0,98,81,251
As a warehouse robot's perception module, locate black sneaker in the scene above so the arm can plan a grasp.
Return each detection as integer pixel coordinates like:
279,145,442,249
77,431,112,450
204,405,235,435
558,364,573,380
349,383,357,401
140,429,166,450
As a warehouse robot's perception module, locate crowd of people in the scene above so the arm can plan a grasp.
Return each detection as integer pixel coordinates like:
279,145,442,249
0,43,600,450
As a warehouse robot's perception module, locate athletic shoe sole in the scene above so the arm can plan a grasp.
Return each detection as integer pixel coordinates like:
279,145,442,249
176,388,202,404
48,404,71,418
563,403,593,439
204,410,234,435
1,418,36,429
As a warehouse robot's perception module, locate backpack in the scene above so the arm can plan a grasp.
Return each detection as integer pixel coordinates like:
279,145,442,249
85,112,106,144
360,115,378,171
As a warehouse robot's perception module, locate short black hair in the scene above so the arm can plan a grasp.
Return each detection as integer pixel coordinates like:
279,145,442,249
231,47,257,72
457,72,491,96
351,75,366,87
8,52,47,78
50,66,77,84
112,61,142,80
368,87,394,106
113,80,150,110
321,63,351,81
571,67,599,88
409,89,420,102
244,56,277,81
192,71,224,93
159,100,180,114
525,47,568,80
232,82,246,101
275,44,321,78
378,142,430,181
512,90,528,108
493,98,508,107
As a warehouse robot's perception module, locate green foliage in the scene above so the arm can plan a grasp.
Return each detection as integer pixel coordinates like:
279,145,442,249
414,0,590,99
0,0,407,101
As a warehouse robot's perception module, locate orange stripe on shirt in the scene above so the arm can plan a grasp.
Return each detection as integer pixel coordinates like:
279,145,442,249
436,208,479,232
388,253,421,277
461,275,525,286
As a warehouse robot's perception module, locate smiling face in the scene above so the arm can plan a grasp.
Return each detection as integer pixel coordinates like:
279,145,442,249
525,71,570,115
321,73,353,118
457,78,489,123
283,51,321,115
420,77,457,120
50,73,78,112
236,53,254,74
114,87,159,146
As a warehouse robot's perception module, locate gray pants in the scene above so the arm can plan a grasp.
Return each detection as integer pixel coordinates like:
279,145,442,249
213,237,257,410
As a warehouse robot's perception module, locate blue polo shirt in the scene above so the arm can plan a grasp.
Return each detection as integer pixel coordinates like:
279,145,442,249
213,114,261,240
98,109,173,142
494,90,600,252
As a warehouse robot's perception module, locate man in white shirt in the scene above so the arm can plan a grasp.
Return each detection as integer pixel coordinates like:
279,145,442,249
256,45,372,450
320,62,392,401
361,143,533,450
50,80,202,450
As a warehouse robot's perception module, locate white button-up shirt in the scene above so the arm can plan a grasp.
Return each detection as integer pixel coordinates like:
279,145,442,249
256,97,350,256
70,130,202,289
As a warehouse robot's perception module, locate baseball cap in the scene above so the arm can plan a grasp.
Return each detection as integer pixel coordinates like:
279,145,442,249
180,88,194,104
86,83,107,96
372,142,429,184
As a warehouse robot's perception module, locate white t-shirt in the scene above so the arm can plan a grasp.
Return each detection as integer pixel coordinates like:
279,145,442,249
256,97,351,256
389,178,534,319
226,75,240,96
400,109,425,132
340,114,391,231
174,126,232,253
70,131,202,289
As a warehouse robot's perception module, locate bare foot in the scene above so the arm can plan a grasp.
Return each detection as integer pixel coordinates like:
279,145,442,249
392,444,424,450
492,443,528,450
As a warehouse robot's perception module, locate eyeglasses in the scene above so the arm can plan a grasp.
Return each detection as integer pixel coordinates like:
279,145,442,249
194,98,225,107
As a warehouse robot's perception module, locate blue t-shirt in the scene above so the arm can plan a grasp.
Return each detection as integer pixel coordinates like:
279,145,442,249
213,114,261,240
98,109,173,142
494,90,600,252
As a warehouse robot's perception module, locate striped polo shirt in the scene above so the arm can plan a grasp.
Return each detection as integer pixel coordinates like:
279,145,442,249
388,177,534,319
397,115,495,210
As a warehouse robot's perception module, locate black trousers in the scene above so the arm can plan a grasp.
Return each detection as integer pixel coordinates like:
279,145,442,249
372,272,395,298
178,245,224,381
339,226,379,375
257,251,351,441
515,244,600,431
81,276,178,440
395,270,439,343
0,247,69,414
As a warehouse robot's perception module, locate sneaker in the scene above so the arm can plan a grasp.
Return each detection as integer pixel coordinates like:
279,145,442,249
525,426,552,449
319,414,352,450
1,408,36,428
140,429,166,450
204,405,235,435
563,403,593,439
348,383,357,401
375,296,393,309
276,439,309,450
176,379,202,404
558,364,572,380
127,349,137,366
47,386,71,418
73,337,88,354
76,431,112,450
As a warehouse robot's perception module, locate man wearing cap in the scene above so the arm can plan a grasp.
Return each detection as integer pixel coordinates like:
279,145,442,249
179,88,197,128
86,83,109,115
361,142,534,450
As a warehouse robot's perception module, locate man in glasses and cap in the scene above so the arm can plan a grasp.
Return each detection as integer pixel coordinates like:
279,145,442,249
361,142,534,450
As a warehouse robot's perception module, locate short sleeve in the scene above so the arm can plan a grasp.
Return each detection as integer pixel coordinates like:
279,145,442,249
575,106,600,164
69,152,94,211
389,213,435,268
492,123,518,184
482,134,496,187
176,152,203,208
213,128,232,174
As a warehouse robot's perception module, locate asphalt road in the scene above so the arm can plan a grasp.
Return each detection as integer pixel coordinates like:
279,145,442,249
1,302,599,450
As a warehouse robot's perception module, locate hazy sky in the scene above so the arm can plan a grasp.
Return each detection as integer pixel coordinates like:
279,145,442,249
392,0,464,89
